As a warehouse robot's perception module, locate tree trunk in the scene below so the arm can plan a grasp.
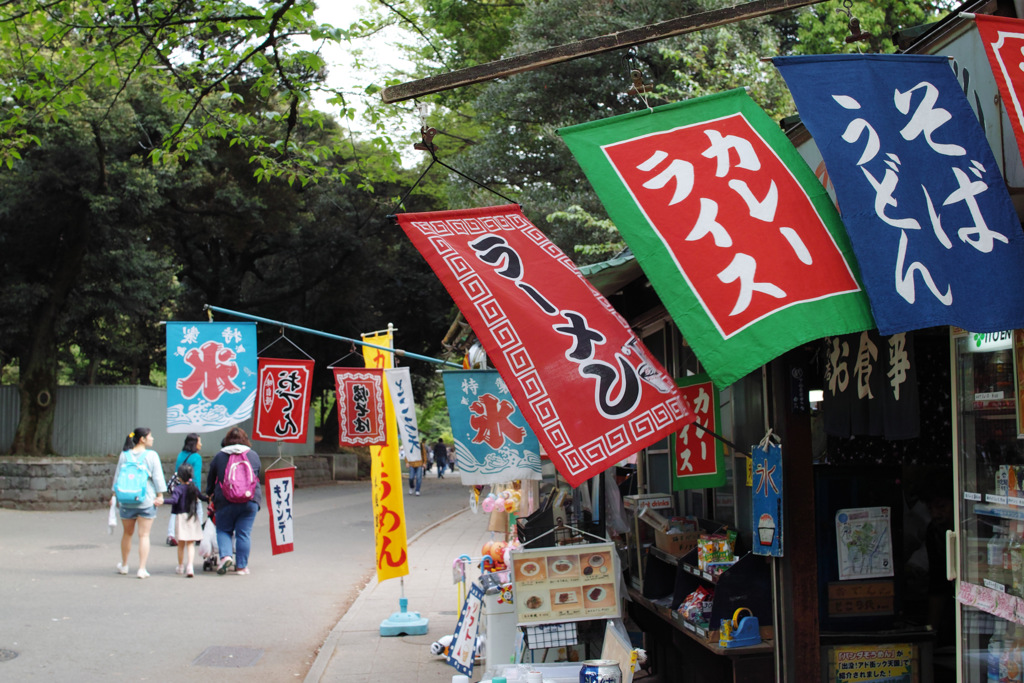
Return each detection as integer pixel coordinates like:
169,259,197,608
8,124,104,455
11,345,58,455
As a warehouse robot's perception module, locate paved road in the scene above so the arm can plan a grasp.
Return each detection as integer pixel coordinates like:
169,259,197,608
0,474,470,681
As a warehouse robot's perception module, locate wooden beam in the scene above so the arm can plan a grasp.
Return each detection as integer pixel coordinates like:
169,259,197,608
381,0,827,103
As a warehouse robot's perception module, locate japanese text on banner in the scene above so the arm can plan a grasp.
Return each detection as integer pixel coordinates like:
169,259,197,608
363,330,408,582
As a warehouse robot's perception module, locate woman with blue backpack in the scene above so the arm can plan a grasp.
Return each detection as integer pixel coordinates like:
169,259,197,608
205,426,261,576
111,427,166,579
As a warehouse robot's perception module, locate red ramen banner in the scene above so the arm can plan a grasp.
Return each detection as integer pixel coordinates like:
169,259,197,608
252,358,315,443
265,466,295,555
333,368,387,446
396,205,695,487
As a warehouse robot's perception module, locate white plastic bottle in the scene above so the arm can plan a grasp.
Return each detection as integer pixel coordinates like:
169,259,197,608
991,621,1006,683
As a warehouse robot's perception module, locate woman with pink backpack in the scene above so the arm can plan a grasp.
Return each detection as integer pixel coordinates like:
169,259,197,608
205,426,261,576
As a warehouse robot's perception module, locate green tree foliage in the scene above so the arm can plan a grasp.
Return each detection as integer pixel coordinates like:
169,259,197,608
367,0,796,262
794,0,955,55
0,81,179,454
0,0,356,183
0,1,459,455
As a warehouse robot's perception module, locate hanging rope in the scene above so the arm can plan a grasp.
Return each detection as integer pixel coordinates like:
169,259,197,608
835,0,873,49
624,47,654,110
388,126,518,217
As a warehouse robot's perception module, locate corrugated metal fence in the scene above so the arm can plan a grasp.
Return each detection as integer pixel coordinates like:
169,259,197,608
0,385,314,457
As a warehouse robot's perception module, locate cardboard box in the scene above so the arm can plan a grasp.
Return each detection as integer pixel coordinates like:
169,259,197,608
623,494,673,512
655,529,700,557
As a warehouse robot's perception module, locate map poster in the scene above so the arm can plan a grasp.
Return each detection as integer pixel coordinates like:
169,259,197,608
511,542,620,626
836,507,894,581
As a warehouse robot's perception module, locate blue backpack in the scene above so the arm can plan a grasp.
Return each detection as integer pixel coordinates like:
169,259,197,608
114,451,150,506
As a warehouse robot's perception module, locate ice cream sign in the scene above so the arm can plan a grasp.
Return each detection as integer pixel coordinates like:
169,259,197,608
751,440,783,557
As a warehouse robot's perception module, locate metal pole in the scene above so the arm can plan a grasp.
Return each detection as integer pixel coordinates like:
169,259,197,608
203,304,463,368
381,0,828,103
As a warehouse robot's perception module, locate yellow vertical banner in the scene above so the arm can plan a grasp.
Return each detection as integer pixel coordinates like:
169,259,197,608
362,329,409,582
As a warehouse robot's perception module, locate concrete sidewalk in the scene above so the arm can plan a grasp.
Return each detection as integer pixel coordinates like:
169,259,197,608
306,507,494,683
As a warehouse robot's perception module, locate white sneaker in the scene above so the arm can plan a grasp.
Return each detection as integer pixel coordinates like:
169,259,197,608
116,562,129,575
415,491,420,496
137,568,150,579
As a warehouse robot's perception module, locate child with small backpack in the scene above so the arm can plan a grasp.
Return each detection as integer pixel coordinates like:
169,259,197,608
204,426,261,576
159,463,209,577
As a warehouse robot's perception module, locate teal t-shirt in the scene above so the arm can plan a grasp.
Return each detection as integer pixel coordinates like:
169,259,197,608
174,449,203,484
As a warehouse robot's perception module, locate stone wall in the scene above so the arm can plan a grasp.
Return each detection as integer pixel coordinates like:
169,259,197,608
0,455,342,511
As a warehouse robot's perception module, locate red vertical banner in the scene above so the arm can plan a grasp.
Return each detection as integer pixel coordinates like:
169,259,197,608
265,466,296,555
672,375,726,490
253,358,315,443
975,14,1024,161
332,367,388,446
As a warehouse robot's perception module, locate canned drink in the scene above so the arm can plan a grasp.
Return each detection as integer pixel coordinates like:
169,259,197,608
579,659,622,683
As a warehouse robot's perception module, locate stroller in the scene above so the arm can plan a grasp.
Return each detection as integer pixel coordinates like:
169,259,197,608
199,503,219,572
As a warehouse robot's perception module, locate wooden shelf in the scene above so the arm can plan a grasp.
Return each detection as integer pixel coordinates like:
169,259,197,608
627,587,774,657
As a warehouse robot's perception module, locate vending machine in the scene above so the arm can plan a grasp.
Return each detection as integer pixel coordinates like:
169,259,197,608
952,329,1024,682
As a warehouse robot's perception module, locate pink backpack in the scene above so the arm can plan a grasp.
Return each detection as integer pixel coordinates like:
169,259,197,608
220,450,258,503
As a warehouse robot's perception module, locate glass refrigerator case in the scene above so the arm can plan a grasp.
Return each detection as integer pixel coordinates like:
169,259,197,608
954,329,1024,682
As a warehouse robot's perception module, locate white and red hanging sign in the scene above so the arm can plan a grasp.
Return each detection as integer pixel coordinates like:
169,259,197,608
252,358,315,443
265,466,295,555
333,367,388,447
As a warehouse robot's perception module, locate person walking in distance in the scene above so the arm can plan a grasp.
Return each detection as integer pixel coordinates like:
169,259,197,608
433,438,448,479
408,441,426,495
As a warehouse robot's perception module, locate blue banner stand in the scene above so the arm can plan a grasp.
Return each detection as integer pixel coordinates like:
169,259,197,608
380,596,429,637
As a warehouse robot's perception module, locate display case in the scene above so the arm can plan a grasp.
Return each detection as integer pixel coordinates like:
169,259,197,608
627,533,775,683
623,494,673,591
953,329,1024,682
669,551,774,643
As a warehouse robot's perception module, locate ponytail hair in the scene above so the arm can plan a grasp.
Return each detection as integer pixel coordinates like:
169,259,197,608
122,427,152,452
177,463,201,520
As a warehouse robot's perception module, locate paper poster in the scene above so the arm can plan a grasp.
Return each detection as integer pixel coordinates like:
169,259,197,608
511,542,620,625
836,507,893,581
828,643,915,682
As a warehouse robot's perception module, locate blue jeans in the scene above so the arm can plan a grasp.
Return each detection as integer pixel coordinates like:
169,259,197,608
215,501,258,569
408,466,423,493
435,460,446,477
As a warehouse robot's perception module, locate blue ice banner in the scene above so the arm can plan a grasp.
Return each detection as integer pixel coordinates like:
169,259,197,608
751,441,783,557
774,54,1024,335
442,370,542,485
166,322,257,433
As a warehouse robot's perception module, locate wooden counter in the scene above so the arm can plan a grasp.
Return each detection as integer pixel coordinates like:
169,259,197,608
627,587,776,683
